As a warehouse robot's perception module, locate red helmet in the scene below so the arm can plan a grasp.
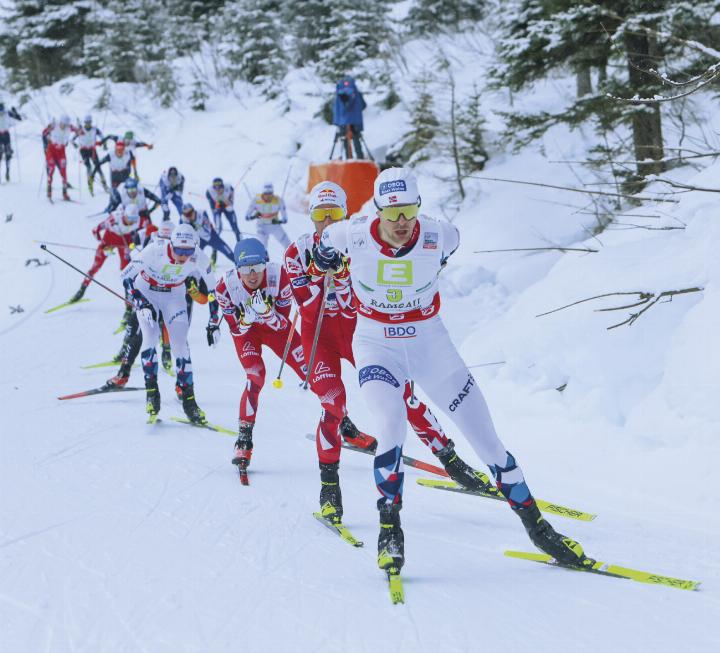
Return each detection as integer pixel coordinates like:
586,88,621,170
115,140,126,152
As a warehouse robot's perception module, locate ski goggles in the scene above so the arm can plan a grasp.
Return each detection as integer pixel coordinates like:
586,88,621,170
238,263,266,275
310,207,346,223
213,181,224,189
173,246,196,257
379,204,419,222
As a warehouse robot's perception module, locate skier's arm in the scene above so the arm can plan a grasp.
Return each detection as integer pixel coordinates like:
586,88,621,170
439,220,460,266
93,154,109,176
105,188,121,213
144,188,162,204
214,277,247,335
284,243,315,306
245,198,259,220
314,222,349,271
274,268,294,320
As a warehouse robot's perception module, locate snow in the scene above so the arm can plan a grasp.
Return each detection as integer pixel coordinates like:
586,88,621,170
2,43,719,652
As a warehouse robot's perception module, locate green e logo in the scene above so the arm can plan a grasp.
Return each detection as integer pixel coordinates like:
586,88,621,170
377,260,413,286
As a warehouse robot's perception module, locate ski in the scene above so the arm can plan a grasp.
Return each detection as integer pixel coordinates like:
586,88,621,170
305,433,448,477
312,512,364,547
504,550,700,591
416,478,596,522
386,568,405,604
147,413,160,425
45,298,91,314
170,416,235,435
81,360,138,370
58,385,143,400
238,467,249,486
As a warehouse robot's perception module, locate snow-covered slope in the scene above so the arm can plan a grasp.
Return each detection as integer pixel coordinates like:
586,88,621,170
1,61,718,651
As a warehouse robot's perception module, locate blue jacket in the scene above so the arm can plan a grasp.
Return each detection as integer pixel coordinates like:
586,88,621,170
332,77,366,130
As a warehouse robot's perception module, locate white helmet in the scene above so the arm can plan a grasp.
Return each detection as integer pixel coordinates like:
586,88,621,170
262,182,274,194
158,220,176,240
59,114,70,126
170,224,197,252
309,181,347,212
373,167,420,208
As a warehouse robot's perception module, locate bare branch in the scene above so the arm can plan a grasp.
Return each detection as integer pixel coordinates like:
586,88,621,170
468,175,679,203
607,69,720,103
550,151,720,165
607,287,703,329
536,292,647,318
474,247,598,254
652,177,720,193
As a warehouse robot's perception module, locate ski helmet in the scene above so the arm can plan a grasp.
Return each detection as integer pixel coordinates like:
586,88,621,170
168,166,178,178
115,140,126,152
308,181,347,212
124,178,139,192
262,182,274,194
234,237,269,268
158,221,176,240
170,224,197,254
181,202,195,218
124,130,134,141
212,177,224,188
83,114,92,125
373,167,420,208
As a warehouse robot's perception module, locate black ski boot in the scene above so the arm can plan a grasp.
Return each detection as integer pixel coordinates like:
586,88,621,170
180,385,206,424
516,502,591,567
161,343,173,374
338,415,377,451
319,462,343,523
232,421,254,468
146,380,160,418
69,284,87,304
377,501,404,572
435,439,495,492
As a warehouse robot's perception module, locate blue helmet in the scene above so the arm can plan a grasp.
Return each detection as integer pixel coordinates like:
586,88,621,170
234,238,268,267
124,178,138,191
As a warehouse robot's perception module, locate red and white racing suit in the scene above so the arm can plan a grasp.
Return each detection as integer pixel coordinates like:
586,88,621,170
215,263,307,425
42,123,76,186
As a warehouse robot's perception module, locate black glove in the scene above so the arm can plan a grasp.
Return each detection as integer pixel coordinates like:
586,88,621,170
162,209,170,221
312,242,342,272
206,323,221,347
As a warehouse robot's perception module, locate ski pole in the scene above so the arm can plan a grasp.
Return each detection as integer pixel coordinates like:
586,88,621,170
272,309,300,389
243,182,253,200
280,159,294,199
235,160,256,190
302,272,332,390
39,244,131,306
33,239,96,251
12,125,21,182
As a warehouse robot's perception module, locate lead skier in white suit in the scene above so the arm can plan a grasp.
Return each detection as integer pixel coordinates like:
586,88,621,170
122,224,219,424
315,167,592,574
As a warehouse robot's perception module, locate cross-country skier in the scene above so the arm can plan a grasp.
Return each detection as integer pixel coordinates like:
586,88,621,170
212,238,307,472
42,114,77,200
159,166,185,220
68,203,156,304
284,181,486,525
179,202,235,263
315,167,591,574
0,102,22,182
245,182,290,251
121,224,219,423
105,130,153,180
72,115,108,195
94,139,134,189
106,178,161,222
206,177,241,240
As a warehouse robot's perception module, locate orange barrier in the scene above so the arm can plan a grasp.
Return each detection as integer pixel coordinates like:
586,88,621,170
307,160,380,217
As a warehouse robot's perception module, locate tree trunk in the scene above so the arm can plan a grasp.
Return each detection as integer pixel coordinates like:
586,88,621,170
624,30,664,176
576,65,592,97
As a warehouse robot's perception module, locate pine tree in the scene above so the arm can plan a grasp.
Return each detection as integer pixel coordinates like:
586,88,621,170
189,74,209,111
214,0,287,91
407,0,487,34
457,85,489,174
0,0,93,88
283,0,329,66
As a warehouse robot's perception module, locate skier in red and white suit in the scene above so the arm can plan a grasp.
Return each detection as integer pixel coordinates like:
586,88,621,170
68,204,157,304
42,114,77,199
284,181,484,524
212,237,307,472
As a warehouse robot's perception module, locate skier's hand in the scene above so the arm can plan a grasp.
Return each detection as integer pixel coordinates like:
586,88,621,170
249,290,271,318
238,303,257,326
312,242,342,273
246,211,260,221
92,225,103,241
147,144,154,150
162,209,170,221
132,290,152,312
206,322,221,347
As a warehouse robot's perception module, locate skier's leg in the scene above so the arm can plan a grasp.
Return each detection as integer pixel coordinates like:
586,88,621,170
231,332,266,422
226,210,241,240
171,193,183,217
272,225,291,249
267,329,306,381
255,223,269,249
208,231,235,262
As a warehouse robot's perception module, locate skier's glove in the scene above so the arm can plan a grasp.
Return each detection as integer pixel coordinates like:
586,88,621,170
162,206,170,221
312,242,342,272
206,322,221,347
238,303,257,327
92,225,103,241
249,290,271,318
246,211,260,222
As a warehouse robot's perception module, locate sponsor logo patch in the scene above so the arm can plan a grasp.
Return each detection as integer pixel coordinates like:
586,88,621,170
423,232,438,249
378,180,407,196
449,374,475,412
377,260,413,286
359,365,400,388
352,232,367,249
292,276,310,288
383,325,416,338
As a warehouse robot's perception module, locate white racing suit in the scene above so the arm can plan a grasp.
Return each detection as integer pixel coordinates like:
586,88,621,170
121,240,218,390
321,214,532,509
245,194,290,250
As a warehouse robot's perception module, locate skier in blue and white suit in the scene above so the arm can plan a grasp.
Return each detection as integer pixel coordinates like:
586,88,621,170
206,177,241,241
159,166,185,220
179,202,235,263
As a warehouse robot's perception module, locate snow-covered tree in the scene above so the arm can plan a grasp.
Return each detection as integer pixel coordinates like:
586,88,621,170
457,85,489,174
407,0,486,34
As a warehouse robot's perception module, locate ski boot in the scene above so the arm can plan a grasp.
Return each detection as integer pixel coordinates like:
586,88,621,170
5,167,9,182
102,373,129,390
62,183,70,201
46,180,52,200
377,501,404,572
161,343,173,374
231,421,254,469
319,462,343,524
87,176,94,197
146,380,160,419
339,415,377,451
210,249,217,269
435,439,496,492
516,502,592,567
69,284,87,304
180,385,206,425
